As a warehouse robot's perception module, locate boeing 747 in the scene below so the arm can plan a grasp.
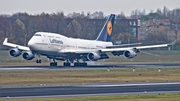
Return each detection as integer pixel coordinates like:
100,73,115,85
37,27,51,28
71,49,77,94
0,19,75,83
3,14,174,66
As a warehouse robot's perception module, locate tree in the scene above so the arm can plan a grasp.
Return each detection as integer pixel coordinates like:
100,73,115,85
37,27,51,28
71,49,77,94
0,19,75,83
10,23,27,45
142,32,170,45
163,6,169,17
116,33,137,44
0,17,10,38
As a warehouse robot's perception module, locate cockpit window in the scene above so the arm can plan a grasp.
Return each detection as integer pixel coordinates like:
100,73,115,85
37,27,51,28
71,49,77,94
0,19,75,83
34,34,41,36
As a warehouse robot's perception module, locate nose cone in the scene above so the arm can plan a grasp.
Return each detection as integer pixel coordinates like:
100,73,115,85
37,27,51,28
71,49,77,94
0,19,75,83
28,37,36,50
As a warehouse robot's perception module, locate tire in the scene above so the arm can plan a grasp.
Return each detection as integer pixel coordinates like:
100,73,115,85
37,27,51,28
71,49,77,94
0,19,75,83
80,63,87,66
74,62,79,67
50,62,57,66
39,60,41,64
36,60,39,63
50,62,53,66
83,63,87,66
54,62,57,66
64,62,70,66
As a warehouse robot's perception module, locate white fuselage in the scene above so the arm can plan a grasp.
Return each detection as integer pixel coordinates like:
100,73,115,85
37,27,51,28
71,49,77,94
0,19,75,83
28,32,113,57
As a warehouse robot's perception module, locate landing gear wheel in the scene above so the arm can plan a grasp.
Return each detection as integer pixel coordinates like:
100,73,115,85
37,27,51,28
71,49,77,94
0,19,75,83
74,62,87,67
36,59,42,64
50,62,57,66
39,60,41,63
74,62,79,67
80,63,87,66
36,60,39,63
63,62,71,66
82,63,87,66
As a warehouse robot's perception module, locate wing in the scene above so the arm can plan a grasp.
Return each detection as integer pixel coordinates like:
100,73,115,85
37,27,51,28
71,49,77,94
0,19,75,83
3,38,30,51
59,40,175,54
58,44,168,55
101,40,176,52
106,43,142,48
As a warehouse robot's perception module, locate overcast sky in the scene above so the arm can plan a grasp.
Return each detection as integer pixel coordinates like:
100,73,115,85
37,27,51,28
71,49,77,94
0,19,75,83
0,0,180,16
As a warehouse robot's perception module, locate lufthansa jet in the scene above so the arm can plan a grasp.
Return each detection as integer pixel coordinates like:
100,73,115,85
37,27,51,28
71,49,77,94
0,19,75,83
3,14,173,66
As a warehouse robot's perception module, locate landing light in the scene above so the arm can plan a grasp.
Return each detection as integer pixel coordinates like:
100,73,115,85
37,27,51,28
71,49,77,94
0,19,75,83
71,51,76,53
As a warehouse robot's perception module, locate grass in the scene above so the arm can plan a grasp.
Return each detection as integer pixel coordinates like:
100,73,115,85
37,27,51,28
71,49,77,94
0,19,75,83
0,68,180,84
1,93,180,101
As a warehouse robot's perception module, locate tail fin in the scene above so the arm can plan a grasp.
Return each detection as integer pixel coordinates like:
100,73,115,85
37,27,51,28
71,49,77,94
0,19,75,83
96,14,115,42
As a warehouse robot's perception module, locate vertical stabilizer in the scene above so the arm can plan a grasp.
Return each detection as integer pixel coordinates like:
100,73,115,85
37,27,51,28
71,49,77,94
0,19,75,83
96,14,115,42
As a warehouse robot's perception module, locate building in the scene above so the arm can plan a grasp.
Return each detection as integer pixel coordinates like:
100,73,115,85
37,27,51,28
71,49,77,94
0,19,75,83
115,19,138,38
148,25,170,34
138,19,172,40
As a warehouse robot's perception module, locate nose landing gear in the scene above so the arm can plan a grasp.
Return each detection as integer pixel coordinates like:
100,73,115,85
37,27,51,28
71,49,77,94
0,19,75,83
36,59,41,63
36,54,41,64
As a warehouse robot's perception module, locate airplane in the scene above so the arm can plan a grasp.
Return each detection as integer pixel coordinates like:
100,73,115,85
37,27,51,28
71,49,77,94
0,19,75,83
3,14,174,66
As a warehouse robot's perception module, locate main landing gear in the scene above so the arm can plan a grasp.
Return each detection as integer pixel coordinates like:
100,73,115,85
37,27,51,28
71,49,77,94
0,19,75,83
63,59,87,67
63,59,71,66
50,59,57,66
74,59,87,66
63,62,71,66
74,62,87,66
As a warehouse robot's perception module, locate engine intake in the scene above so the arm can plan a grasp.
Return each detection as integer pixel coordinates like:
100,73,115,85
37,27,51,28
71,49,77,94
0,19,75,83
9,48,21,57
124,50,137,59
87,52,100,61
22,51,34,60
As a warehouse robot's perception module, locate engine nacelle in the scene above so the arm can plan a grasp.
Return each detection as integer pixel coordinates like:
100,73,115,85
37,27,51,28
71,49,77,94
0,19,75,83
22,51,34,60
87,52,100,61
9,48,22,57
124,50,137,59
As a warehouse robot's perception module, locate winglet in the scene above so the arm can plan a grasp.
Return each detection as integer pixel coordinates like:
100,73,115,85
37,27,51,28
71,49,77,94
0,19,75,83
169,40,176,46
3,38,8,45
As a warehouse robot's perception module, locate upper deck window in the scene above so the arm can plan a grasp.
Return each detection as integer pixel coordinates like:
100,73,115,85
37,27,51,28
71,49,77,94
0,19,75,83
34,34,41,36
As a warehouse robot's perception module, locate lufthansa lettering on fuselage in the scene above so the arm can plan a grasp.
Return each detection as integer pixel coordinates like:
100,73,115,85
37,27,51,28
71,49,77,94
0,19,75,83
49,39,63,44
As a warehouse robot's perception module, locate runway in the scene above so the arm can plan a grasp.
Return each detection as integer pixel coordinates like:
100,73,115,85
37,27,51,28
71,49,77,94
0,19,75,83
0,63,180,71
0,82,180,99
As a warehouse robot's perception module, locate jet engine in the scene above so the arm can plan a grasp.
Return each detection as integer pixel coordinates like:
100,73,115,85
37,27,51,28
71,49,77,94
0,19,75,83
9,48,21,57
87,52,100,61
22,51,34,60
124,50,137,59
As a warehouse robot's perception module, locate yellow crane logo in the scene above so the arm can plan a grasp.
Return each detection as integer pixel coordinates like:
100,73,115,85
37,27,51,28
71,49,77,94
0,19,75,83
107,21,112,36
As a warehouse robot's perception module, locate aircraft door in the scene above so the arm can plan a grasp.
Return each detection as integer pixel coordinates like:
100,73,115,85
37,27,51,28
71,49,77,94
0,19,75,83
43,35,51,48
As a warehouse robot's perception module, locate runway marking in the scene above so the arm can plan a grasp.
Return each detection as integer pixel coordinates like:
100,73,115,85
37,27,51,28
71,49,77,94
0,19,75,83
82,82,180,87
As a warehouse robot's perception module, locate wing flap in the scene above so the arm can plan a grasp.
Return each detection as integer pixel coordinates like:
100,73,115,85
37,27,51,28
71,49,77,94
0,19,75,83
3,38,30,51
59,49,97,54
106,43,142,48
